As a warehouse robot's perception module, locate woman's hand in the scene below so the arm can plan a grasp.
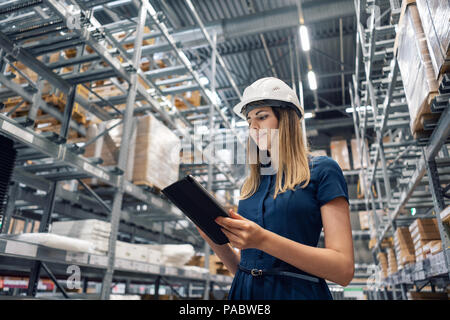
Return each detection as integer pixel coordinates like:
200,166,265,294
215,209,267,250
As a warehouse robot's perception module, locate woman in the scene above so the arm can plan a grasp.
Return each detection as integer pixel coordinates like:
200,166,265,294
197,77,354,300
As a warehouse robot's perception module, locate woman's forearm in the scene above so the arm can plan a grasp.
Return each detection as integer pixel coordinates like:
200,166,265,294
205,239,240,275
258,229,354,286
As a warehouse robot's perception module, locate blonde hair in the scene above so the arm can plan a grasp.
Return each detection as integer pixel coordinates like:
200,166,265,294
240,108,311,200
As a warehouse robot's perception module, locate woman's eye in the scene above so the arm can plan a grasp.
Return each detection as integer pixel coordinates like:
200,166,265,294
259,115,268,120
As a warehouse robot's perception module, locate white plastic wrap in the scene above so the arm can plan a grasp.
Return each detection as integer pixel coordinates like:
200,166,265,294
144,244,195,267
132,114,181,189
415,0,450,79
12,233,94,253
397,4,439,133
84,119,136,181
50,219,111,254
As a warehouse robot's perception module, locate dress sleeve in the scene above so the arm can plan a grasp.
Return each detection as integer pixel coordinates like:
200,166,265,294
316,158,349,207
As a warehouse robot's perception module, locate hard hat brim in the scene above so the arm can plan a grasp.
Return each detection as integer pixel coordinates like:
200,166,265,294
233,98,303,120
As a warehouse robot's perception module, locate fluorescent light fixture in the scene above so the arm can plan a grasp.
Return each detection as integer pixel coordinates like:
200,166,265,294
345,106,373,113
205,89,221,105
307,70,317,90
199,76,209,85
304,112,314,119
299,25,311,51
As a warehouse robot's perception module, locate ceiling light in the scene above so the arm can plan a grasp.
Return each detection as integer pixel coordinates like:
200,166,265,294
304,112,314,119
199,76,209,85
346,106,373,113
205,89,221,105
307,70,317,91
299,25,311,51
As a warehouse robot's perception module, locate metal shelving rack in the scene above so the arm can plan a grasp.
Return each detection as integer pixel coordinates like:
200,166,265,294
0,0,242,299
350,0,450,300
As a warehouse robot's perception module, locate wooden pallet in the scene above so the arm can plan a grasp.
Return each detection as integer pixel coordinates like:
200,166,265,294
133,180,161,193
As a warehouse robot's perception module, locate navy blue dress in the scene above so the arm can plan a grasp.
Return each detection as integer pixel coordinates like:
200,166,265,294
228,156,349,300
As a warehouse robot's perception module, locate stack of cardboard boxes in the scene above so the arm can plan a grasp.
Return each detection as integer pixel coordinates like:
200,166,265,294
186,254,231,276
409,218,441,262
377,252,388,279
358,211,369,230
84,114,181,190
387,248,398,276
394,227,416,267
330,140,350,170
115,241,162,265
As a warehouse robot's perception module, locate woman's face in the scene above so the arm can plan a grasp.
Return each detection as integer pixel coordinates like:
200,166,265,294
246,106,279,151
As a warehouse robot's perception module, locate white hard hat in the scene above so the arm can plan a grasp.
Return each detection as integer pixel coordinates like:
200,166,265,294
233,77,304,120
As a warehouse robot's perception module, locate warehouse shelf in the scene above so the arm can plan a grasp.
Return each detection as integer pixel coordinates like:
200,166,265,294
351,0,450,300
0,0,242,300
0,236,233,284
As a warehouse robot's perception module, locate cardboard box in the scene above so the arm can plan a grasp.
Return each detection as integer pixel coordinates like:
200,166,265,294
351,138,369,170
408,291,449,300
358,211,370,230
330,140,350,170
430,240,442,255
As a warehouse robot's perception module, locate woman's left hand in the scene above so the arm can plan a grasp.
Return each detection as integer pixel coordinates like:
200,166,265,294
215,209,267,250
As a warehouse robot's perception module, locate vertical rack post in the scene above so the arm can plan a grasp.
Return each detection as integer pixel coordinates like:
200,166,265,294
100,3,147,300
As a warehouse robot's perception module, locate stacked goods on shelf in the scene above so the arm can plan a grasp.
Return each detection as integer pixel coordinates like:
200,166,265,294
415,0,450,80
350,138,369,170
115,241,162,264
407,291,449,300
186,254,226,275
441,206,450,225
430,240,443,255
409,218,440,262
387,248,398,276
394,227,415,267
310,150,327,157
215,261,232,277
395,1,440,135
144,244,195,267
6,218,40,234
83,118,136,185
12,233,94,253
330,139,350,170
367,210,390,249
358,211,369,230
132,114,181,190
50,219,111,255
422,240,442,258
377,252,388,279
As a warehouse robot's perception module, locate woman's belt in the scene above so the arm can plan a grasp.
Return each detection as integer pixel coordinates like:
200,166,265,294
238,265,320,283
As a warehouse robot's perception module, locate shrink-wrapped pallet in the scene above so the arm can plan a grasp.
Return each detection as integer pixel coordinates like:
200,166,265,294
51,219,111,255
330,140,350,170
396,3,439,134
84,119,136,184
415,0,450,79
132,114,181,189
351,139,369,170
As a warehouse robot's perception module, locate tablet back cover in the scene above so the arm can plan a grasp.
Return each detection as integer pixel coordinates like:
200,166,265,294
162,175,230,245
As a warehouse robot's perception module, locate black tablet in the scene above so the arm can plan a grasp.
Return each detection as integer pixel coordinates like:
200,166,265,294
161,175,230,245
